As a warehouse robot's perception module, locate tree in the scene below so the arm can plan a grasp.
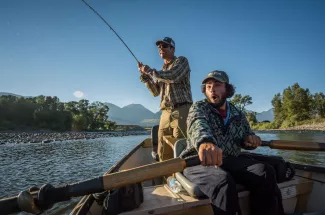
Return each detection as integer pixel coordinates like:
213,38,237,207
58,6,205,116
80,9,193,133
312,93,325,118
246,111,257,125
271,93,285,128
230,94,252,113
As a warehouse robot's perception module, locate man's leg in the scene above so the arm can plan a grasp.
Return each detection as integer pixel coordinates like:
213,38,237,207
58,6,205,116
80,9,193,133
170,104,191,138
158,110,172,161
183,165,239,215
223,155,285,215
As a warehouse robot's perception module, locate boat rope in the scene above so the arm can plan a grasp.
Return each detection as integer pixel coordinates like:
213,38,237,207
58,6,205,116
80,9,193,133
80,0,140,63
295,174,325,184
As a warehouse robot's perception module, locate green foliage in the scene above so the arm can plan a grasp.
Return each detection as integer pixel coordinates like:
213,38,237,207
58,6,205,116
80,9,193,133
251,122,277,130
230,94,252,113
0,95,116,131
230,93,256,126
270,82,325,129
246,111,258,125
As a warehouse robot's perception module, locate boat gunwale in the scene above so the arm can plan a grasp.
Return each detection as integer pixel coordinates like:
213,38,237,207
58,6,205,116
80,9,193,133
292,163,325,174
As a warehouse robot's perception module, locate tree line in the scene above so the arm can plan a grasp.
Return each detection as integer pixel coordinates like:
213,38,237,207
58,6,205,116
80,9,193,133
0,95,116,131
230,82,325,129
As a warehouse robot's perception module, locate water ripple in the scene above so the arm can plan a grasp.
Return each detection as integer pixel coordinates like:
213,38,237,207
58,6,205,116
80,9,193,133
0,135,149,215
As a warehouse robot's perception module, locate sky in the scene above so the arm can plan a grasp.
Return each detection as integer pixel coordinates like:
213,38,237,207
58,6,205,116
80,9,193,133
1,0,325,113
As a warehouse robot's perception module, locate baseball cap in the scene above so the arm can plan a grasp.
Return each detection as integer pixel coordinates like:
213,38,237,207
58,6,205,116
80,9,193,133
202,70,229,84
155,37,175,48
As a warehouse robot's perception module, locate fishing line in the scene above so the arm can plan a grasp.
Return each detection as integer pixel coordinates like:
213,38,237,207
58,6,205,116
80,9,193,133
80,0,140,63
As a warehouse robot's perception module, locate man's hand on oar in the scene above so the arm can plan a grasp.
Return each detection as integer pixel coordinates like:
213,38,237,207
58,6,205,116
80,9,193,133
244,135,262,149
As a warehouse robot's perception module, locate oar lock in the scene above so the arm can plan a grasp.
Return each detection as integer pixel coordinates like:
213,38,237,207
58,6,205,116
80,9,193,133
17,184,63,214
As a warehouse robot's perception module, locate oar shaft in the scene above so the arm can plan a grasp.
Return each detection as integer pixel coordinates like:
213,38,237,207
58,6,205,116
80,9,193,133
103,158,186,190
262,140,325,151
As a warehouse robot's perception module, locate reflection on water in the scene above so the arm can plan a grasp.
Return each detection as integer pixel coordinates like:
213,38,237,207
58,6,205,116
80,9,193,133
0,131,325,214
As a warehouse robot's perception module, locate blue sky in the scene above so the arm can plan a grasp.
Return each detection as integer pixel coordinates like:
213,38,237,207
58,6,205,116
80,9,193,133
1,0,324,113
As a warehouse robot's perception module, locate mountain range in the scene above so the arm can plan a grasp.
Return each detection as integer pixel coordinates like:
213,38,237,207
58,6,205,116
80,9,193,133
105,103,274,126
0,92,274,126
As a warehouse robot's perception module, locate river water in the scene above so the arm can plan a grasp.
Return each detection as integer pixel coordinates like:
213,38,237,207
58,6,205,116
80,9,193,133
0,131,325,214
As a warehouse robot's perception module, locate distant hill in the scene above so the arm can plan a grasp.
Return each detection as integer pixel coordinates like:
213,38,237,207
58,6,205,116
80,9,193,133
256,109,274,122
105,103,160,127
0,92,23,97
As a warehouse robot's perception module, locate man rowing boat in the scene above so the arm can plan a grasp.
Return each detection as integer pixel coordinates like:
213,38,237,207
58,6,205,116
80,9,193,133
180,70,284,215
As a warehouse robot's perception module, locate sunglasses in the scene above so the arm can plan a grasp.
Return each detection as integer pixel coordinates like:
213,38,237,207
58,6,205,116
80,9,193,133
158,43,170,49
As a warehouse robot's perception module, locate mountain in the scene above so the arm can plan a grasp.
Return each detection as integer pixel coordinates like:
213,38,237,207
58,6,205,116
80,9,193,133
105,103,160,127
0,92,23,97
256,109,274,122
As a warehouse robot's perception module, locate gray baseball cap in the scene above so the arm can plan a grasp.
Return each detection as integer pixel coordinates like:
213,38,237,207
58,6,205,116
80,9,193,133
202,70,229,84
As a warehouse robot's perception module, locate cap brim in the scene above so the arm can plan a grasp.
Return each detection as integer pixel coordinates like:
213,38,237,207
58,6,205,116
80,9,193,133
156,40,174,47
202,77,226,84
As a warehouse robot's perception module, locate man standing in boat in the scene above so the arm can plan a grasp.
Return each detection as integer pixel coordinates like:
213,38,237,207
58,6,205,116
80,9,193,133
180,70,284,215
138,37,193,161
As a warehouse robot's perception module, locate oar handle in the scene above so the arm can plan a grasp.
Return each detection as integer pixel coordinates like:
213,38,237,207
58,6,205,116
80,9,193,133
0,156,200,215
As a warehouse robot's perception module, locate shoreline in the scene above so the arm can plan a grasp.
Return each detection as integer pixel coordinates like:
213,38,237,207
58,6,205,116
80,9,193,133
0,130,150,145
254,121,325,133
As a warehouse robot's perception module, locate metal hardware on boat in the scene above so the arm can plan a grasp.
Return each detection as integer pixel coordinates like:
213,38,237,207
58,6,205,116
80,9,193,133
17,190,41,214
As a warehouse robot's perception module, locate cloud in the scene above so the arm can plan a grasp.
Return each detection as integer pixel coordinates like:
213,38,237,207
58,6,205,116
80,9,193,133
73,91,84,98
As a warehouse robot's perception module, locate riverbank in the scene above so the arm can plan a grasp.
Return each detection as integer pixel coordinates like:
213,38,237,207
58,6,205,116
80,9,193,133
0,130,150,144
254,121,325,132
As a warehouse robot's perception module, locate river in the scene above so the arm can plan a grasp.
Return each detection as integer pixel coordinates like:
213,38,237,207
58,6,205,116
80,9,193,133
0,131,324,214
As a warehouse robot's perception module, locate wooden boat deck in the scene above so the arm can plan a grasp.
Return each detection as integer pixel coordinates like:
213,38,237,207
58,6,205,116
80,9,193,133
119,176,313,215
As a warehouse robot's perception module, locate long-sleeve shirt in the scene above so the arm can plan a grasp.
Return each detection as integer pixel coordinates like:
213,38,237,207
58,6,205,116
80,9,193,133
140,56,193,110
179,99,255,159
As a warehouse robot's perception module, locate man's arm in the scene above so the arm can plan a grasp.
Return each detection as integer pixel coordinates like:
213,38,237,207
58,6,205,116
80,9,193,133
187,102,218,151
152,56,189,84
140,74,160,97
187,102,223,166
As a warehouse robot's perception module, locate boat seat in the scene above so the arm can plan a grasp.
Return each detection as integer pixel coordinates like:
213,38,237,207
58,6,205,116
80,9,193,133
173,139,246,198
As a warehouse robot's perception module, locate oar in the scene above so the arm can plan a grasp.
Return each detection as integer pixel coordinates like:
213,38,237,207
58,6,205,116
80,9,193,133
262,140,325,151
0,156,200,215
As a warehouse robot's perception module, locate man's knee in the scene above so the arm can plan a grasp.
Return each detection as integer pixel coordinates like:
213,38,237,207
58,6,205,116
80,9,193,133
249,163,277,187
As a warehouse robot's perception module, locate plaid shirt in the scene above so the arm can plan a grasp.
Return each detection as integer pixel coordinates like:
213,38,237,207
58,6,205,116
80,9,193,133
140,56,193,110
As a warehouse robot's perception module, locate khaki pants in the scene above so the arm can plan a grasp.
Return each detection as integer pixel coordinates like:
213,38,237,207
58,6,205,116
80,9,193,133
158,103,191,161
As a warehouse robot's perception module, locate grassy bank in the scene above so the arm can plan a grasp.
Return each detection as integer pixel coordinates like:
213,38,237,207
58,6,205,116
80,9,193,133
252,118,325,131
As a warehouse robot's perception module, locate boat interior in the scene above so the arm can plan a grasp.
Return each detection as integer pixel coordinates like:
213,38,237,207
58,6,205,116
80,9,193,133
71,136,325,215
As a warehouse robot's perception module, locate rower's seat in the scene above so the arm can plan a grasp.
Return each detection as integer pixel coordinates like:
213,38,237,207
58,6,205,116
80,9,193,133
173,139,246,198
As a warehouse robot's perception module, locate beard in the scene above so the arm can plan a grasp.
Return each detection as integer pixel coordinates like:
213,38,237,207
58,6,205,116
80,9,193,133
207,94,227,109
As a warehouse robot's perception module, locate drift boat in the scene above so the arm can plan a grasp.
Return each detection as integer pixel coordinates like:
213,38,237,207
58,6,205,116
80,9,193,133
68,135,325,215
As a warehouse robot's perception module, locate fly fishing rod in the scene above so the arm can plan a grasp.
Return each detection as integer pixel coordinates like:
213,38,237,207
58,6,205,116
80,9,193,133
80,0,140,63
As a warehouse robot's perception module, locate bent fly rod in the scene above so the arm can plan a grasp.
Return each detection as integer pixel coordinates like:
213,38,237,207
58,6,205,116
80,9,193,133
80,0,140,63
